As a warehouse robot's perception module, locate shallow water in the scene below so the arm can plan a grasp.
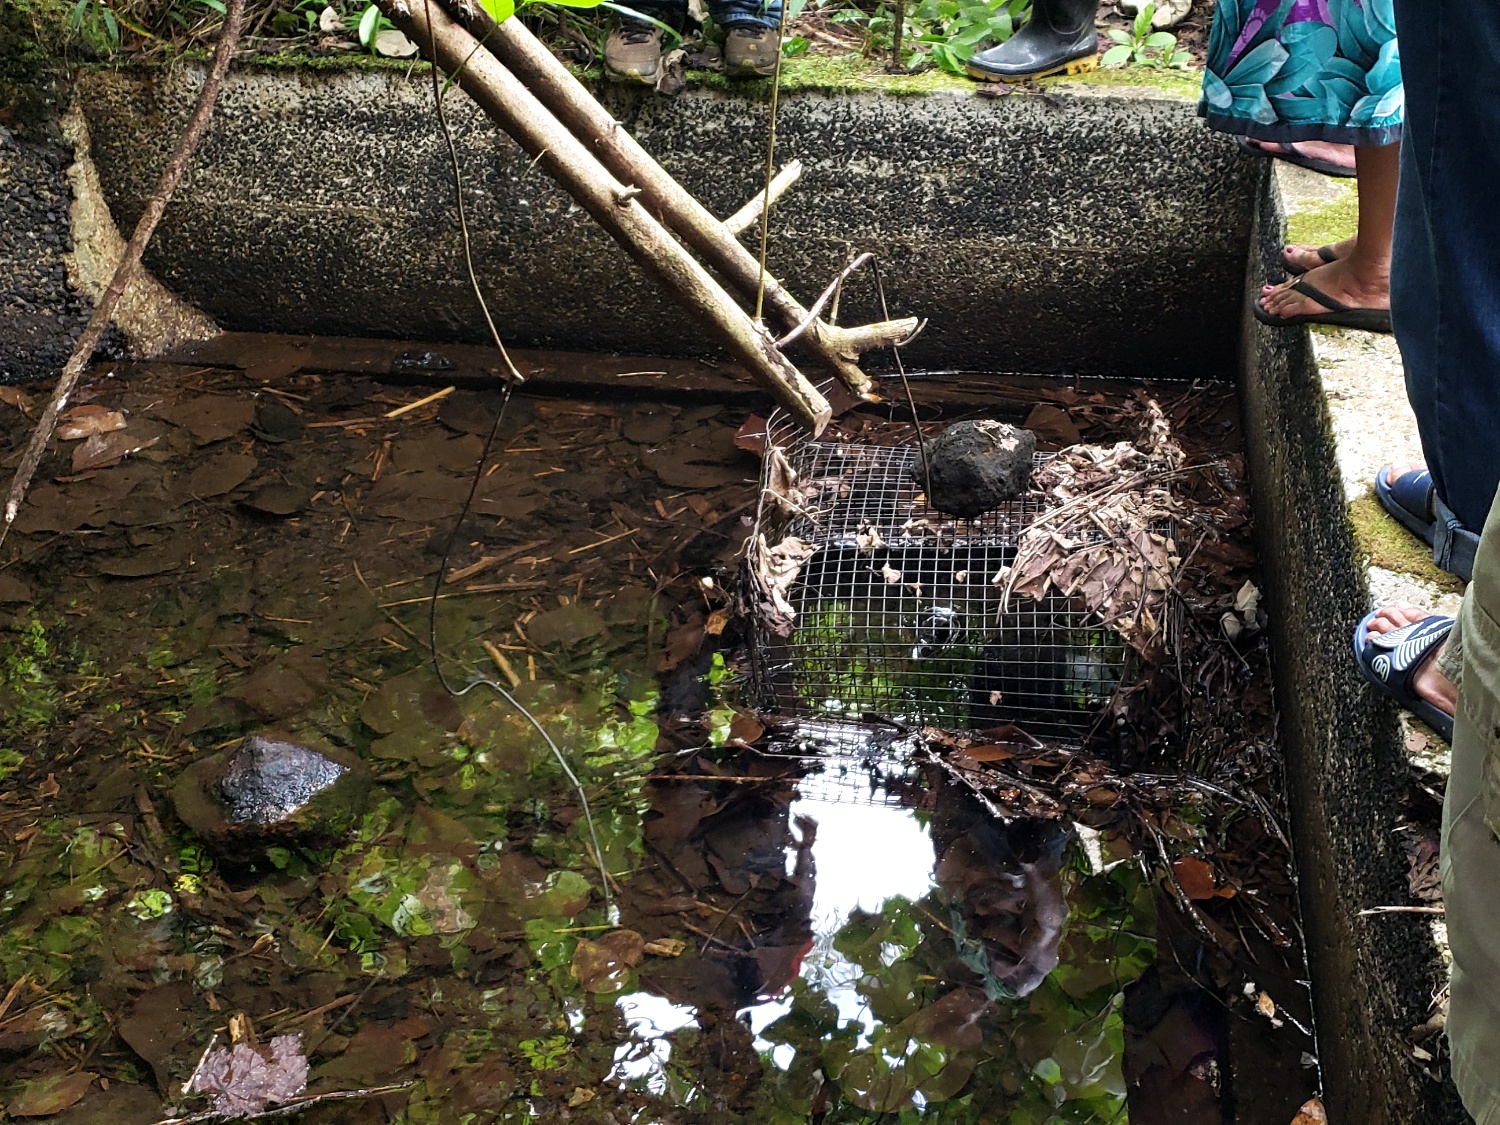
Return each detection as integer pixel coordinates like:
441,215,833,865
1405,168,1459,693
0,358,1313,1124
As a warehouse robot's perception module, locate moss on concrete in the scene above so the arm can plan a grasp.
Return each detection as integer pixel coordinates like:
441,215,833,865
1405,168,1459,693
0,0,70,134
225,45,1201,100
1051,64,1200,100
1286,182,1359,250
1347,492,1466,595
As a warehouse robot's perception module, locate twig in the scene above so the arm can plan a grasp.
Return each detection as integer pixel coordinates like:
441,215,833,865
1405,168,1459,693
0,974,31,1024
774,252,873,347
722,160,802,237
151,1083,413,1125
0,0,247,551
1358,906,1445,917
384,386,455,418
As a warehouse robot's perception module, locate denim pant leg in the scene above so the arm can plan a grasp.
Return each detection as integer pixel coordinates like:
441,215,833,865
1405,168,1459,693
1389,0,1500,540
618,0,690,29
707,0,781,29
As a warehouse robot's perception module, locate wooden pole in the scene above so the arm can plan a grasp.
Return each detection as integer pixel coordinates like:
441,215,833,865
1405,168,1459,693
468,12,917,396
378,0,830,433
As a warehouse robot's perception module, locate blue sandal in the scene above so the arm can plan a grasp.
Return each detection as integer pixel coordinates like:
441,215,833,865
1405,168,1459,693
1375,465,1437,545
1374,465,1478,582
1352,610,1455,741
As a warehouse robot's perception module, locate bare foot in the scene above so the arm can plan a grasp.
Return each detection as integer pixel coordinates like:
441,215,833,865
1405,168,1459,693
1260,255,1390,319
1283,236,1356,275
1364,603,1457,717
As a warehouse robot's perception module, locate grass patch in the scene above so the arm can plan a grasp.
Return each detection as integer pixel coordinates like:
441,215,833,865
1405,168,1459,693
1347,491,1466,594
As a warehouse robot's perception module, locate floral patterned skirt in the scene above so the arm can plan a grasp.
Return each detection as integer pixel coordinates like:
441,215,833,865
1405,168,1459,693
1199,0,1403,146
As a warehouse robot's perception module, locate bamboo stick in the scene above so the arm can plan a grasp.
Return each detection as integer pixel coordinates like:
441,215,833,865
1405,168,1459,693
466,12,915,394
723,159,803,236
377,0,831,433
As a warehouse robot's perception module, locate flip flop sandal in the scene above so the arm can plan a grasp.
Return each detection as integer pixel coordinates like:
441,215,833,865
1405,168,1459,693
1234,135,1357,178
1375,465,1437,547
1352,611,1455,741
1253,277,1393,332
1283,243,1340,276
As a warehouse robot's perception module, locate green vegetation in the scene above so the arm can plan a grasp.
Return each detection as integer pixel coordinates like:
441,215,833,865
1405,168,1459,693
1100,2,1189,70
1284,179,1359,252
1347,491,1466,595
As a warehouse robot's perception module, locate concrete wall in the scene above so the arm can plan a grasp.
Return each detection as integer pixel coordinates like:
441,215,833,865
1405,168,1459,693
0,126,94,383
71,64,1255,380
1238,172,1464,1125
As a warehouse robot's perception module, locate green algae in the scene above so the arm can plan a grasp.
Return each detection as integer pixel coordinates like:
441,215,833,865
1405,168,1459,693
1347,491,1466,595
1285,181,1359,252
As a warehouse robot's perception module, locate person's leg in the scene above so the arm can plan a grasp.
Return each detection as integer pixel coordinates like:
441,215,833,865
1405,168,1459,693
1444,486,1500,1124
707,0,781,76
707,0,780,27
604,0,689,83
1260,142,1398,319
1392,0,1500,538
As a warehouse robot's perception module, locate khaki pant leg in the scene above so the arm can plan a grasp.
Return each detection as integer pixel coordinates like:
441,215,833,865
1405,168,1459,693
1444,485,1500,1123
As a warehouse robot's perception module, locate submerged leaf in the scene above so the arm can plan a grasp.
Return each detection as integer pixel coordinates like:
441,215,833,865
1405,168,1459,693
7,1071,94,1117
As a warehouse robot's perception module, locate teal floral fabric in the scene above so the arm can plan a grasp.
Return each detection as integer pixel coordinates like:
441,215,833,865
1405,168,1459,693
1200,0,1403,146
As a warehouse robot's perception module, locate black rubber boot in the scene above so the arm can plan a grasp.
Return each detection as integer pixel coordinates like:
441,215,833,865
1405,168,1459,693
966,0,1098,82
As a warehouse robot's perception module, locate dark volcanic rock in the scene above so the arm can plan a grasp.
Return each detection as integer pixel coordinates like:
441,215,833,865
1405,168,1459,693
172,734,372,860
913,420,1037,518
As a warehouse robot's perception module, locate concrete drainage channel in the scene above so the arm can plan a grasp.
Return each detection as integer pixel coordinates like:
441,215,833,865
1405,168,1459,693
7,62,1462,1122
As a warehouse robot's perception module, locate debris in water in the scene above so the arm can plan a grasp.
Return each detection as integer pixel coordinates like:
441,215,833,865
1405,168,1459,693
914,420,1037,518
57,404,126,440
186,1034,307,1117
746,534,817,636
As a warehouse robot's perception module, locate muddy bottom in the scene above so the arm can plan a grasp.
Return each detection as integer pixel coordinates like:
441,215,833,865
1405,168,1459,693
0,358,1314,1123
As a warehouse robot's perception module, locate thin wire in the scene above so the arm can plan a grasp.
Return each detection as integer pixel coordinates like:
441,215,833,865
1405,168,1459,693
421,0,612,915
870,258,932,501
753,0,792,322
426,0,521,382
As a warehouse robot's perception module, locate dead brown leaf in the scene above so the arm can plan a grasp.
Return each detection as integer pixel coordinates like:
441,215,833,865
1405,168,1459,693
0,385,35,415
58,404,127,440
1171,856,1233,901
572,929,645,993
1291,1098,1327,1125
71,430,159,473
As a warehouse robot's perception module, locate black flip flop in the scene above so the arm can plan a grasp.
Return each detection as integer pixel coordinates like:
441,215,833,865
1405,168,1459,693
1253,277,1393,333
1284,243,1339,276
1235,135,1357,178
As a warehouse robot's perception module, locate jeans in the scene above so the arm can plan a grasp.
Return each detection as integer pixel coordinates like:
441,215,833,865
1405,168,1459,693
1443,482,1500,1125
1389,0,1500,560
622,0,781,29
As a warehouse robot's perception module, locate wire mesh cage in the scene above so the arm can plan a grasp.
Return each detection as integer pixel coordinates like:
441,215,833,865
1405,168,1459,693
746,413,1127,743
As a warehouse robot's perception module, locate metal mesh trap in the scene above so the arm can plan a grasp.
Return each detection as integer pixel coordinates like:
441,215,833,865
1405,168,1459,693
746,416,1127,743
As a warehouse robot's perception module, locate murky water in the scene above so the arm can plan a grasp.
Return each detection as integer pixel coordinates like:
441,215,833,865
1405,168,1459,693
0,356,1313,1124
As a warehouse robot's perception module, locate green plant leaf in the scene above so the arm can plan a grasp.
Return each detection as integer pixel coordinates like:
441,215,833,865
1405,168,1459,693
1105,27,1131,43
1134,2,1152,37
1100,43,1131,66
1144,30,1174,47
357,3,379,44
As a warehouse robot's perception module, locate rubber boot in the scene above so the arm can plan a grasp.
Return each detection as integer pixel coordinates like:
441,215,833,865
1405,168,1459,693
966,0,1098,82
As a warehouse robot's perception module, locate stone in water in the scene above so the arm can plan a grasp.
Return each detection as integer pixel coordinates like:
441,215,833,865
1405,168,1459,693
913,420,1036,518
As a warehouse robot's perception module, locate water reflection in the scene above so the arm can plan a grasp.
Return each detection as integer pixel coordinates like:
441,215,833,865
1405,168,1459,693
615,725,1156,1120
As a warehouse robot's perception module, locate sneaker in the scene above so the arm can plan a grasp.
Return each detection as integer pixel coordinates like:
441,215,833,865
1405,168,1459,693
724,25,778,77
605,23,665,84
